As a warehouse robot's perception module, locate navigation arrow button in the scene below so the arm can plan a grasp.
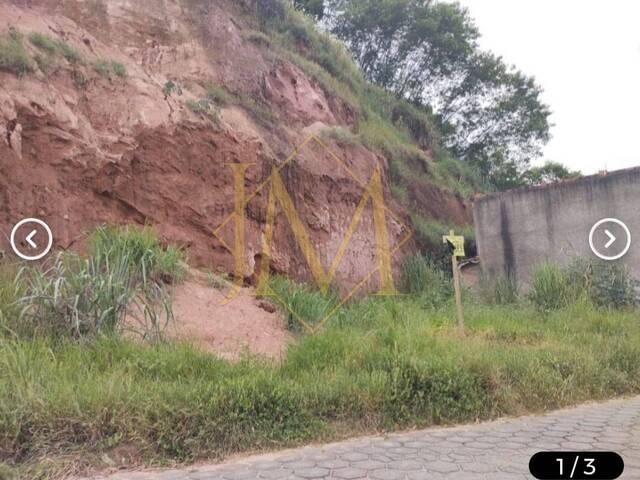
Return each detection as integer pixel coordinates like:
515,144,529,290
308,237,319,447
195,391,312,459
604,229,616,249
26,229,38,249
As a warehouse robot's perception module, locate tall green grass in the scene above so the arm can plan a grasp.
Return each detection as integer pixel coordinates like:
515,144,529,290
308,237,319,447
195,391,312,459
0,226,183,340
399,254,452,307
265,276,339,332
529,258,637,313
529,262,572,313
1,299,639,477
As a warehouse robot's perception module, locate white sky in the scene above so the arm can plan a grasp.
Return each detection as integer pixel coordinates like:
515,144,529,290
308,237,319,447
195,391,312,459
457,0,640,174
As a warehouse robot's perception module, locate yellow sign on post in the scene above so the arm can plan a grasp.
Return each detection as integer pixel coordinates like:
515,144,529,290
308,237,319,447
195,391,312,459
442,235,466,257
443,230,465,335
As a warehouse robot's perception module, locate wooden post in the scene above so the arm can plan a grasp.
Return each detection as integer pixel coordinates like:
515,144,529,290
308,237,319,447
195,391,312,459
449,230,465,335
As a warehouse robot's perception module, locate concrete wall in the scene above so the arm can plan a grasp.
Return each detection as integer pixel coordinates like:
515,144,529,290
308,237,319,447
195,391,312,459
473,167,640,286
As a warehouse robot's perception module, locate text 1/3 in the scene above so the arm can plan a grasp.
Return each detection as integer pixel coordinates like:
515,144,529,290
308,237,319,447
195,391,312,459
529,452,624,479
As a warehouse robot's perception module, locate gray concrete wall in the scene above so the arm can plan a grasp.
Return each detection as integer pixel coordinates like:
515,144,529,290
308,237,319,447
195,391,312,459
473,167,640,285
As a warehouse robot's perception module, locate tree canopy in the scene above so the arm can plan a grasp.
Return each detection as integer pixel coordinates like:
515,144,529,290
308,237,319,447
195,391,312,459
294,0,556,190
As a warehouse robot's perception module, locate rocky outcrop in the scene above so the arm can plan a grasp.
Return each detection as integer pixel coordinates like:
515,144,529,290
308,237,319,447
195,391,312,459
0,0,467,291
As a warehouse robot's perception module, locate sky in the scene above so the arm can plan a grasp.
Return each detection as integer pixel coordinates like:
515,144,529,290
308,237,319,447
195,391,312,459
457,0,640,174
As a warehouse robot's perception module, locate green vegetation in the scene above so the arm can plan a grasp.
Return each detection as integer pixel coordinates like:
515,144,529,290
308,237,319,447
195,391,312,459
111,60,127,77
187,1,479,202
199,82,274,127
28,32,58,54
2,296,639,477
317,125,360,147
529,258,637,313
29,32,81,64
399,254,452,307
479,273,519,305
0,226,183,341
32,53,52,73
0,223,638,478
88,225,185,284
56,39,81,64
296,0,554,190
242,30,272,47
187,98,222,127
204,81,232,105
529,262,573,313
93,58,127,78
409,213,475,257
265,276,339,332
0,28,33,76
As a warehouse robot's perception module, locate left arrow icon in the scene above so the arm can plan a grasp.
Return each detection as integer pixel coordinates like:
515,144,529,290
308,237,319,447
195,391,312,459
26,229,38,249
10,218,54,261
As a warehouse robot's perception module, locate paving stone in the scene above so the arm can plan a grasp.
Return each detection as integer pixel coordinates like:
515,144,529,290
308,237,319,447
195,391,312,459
330,468,367,479
294,468,330,479
258,468,293,479
88,396,640,480
368,469,405,480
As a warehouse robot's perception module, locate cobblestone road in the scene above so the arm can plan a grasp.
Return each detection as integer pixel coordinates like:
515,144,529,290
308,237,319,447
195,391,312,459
91,396,640,480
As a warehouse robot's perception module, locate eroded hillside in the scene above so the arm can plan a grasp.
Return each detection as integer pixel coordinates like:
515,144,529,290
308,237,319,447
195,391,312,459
0,0,474,290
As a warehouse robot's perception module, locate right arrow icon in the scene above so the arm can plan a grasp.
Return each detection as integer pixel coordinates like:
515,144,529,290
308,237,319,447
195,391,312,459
604,229,616,249
589,218,631,261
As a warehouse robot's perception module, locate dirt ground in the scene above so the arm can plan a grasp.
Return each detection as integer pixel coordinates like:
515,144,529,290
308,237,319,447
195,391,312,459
168,272,291,360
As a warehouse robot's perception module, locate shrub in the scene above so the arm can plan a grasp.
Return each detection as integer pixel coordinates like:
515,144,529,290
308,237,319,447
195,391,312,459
242,30,271,47
88,225,185,284
318,126,360,147
566,258,637,309
529,262,572,312
55,39,81,64
590,263,637,309
6,226,183,340
479,273,519,305
28,32,58,54
92,58,110,76
17,252,143,338
0,29,33,76
111,61,126,77
400,254,452,307
204,82,231,106
93,59,127,78
163,80,182,97
265,276,339,332
186,98,222,127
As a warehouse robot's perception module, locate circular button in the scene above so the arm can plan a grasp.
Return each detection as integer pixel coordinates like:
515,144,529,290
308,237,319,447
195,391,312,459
589,218,631,261
10,218,54,261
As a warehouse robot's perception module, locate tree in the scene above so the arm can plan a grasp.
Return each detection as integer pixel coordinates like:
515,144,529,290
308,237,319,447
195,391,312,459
306,0,552,189
521,161,580,186
293,0,326,19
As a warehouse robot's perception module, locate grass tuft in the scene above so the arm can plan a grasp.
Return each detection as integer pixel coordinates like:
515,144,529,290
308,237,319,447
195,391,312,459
0,28,33,76
93,59,127,78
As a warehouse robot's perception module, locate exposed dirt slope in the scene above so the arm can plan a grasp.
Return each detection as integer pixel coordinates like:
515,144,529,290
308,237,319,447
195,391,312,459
0,0,469,290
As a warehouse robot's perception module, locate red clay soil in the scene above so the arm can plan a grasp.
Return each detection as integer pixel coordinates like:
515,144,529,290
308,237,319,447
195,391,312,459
169,276,290,360
0,1,469,295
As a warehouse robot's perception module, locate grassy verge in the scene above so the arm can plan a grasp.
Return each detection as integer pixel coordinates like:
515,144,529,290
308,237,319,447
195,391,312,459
1,228,638,478
2,297,639,478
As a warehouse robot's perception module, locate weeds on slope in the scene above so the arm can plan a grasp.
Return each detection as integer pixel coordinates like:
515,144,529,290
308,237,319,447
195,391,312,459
0,225,183,340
